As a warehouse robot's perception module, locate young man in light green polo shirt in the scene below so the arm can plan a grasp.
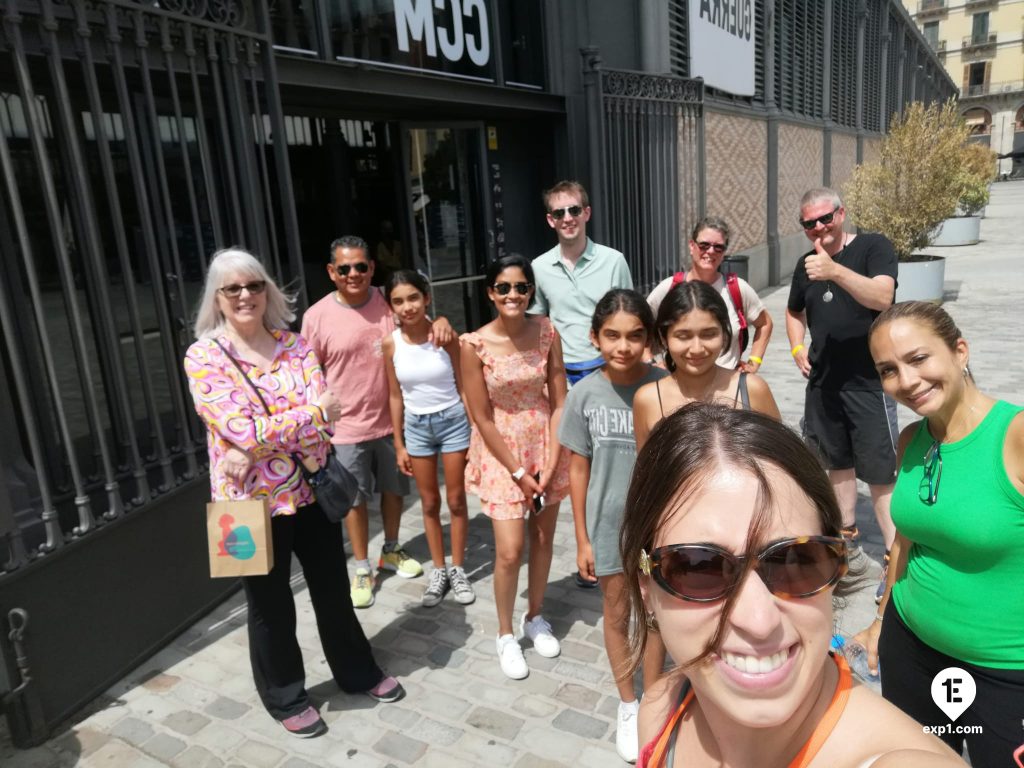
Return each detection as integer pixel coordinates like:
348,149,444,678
530,180,633,387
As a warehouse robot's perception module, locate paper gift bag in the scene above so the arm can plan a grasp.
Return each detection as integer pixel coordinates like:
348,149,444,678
206,499,274,578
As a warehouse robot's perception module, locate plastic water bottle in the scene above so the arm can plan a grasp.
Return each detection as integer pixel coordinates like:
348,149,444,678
834,635,882,693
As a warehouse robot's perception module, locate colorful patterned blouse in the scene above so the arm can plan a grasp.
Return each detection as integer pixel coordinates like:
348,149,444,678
184,330,332,516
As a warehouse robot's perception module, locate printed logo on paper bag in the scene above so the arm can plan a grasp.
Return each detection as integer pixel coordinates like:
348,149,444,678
217,514,257,560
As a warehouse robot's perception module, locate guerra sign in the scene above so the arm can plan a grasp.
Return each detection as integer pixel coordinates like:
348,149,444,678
688,0,755,96
393,0,491,70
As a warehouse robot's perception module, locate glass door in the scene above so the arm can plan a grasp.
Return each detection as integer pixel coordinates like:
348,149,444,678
402,124,491,333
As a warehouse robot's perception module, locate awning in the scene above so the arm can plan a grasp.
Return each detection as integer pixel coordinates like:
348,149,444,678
964,116,987,126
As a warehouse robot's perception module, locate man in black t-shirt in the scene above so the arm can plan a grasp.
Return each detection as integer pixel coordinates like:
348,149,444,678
785,188,898,591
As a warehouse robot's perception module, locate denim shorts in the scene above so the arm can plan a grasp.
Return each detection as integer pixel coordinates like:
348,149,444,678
404,402,471,457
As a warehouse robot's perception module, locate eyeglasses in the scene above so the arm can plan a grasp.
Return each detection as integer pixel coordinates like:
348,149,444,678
548,205,584,220
695,241,727,254
492,281,533,296
919,441,942,505
335,262,370,276
800,206,840,230
640,536,848,602
218,281,266,299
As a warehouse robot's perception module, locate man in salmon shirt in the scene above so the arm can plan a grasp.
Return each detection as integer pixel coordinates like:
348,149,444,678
302,235,454,608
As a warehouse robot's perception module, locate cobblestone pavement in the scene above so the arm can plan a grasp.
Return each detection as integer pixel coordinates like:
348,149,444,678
3,181,1021,767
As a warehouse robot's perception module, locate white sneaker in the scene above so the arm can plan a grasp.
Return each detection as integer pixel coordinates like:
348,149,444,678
496,634,528,680
519,614,560,658
616,700,639,763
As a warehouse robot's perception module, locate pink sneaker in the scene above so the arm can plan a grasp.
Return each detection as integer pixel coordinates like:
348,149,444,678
280,706,327,738
366,675,406,703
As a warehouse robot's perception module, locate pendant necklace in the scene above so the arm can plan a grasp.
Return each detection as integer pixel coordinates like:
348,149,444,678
822,235,848,304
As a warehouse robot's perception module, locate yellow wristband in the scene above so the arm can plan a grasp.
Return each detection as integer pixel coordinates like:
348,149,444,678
749,356,763,365
791,344,805,357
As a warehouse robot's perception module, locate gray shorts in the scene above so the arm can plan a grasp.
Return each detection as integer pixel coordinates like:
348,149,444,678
334,437,410,506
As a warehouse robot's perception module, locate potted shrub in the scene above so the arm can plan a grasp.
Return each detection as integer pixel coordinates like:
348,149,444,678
932,143,997,246
844,99,970,302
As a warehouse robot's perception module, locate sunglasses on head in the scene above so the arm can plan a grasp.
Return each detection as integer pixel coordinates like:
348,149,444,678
640,536,848,603
335,262,370,276
218,281,266,299
800,205,840,230
695,241,727,254
492,281,533,296
548,205,584,220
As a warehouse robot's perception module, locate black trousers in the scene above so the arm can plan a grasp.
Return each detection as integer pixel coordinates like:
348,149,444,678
242,501,383,720
879,600,1024,767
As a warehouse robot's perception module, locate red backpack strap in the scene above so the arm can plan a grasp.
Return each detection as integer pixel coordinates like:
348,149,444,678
671,271,686,286
724,273,749,352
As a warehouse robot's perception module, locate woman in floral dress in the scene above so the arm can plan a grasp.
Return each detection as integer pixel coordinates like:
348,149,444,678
461,254,570,680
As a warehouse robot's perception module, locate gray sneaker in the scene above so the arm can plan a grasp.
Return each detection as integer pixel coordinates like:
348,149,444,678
448,565,476,605
421,567,449,607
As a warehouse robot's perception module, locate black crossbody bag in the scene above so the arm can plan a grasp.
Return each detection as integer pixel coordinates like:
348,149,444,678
212,339,357,523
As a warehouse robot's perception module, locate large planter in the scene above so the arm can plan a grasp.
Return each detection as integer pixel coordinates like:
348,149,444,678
896,255,946,303
931,216,980,246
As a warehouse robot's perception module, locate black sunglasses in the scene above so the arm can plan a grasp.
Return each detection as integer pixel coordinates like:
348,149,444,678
919,441,942,505
640,536,848,603
695,241,727,254
218,281,267,299
548,205,584,220
336,262,370,276
800,205,840,230
492,281,533,296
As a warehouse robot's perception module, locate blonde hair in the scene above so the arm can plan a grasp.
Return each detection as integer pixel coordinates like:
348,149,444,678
192,247,296,339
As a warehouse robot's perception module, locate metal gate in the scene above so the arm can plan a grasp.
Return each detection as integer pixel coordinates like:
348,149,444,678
582,49,704,294
0,0,301,744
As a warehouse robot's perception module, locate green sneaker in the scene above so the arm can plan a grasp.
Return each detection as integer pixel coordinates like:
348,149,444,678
378,546,423,579
351,567,374,608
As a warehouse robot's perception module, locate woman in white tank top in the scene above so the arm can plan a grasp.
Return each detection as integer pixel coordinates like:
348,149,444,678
382,271,475,608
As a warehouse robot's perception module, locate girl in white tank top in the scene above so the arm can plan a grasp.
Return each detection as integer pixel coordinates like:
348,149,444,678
382,271,475,608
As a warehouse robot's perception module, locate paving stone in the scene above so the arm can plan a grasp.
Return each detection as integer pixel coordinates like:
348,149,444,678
204,696,250,721
408,689,471,720
514,754,566,768
466,705,525,741
457,731,520,765
191,723,247,755
553,658,607,685
232,740,286,768
140,672,181,693
552,708,609,739
109,716,154,747
143,732,187,760
400,616,440,635
282,758,324,768
404,717,462,747
57,726,109,760
554,682,602,711
511,693,560,719
373,731,428,764
559,638,602,662
87,740,167,768
163,709,212,736
377,705,421,730
427,645,467,668
170,744,225,768
417,749,479,768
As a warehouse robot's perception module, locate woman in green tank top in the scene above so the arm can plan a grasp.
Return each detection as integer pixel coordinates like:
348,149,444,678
856,301,1024,766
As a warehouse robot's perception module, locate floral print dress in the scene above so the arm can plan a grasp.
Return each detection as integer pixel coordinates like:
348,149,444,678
462,317,570,519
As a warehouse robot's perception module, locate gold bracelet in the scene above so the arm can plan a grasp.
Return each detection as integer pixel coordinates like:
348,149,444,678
749,355,763,365
874,612,884,623
791,344,805,357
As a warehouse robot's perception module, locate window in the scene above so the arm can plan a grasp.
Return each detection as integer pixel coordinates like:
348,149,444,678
971,13,989,43
968,62,986,87
923,21,939,48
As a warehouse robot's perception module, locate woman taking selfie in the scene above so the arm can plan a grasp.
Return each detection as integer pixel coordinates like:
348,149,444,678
622,403,963,767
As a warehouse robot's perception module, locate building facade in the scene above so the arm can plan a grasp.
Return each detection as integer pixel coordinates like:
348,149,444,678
0,0,952,745
906,0,1024,175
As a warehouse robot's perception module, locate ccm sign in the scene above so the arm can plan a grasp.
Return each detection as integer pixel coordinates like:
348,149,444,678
394,0,491,68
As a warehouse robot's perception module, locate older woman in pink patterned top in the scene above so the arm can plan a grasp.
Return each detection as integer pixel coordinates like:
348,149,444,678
184,248,403,739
